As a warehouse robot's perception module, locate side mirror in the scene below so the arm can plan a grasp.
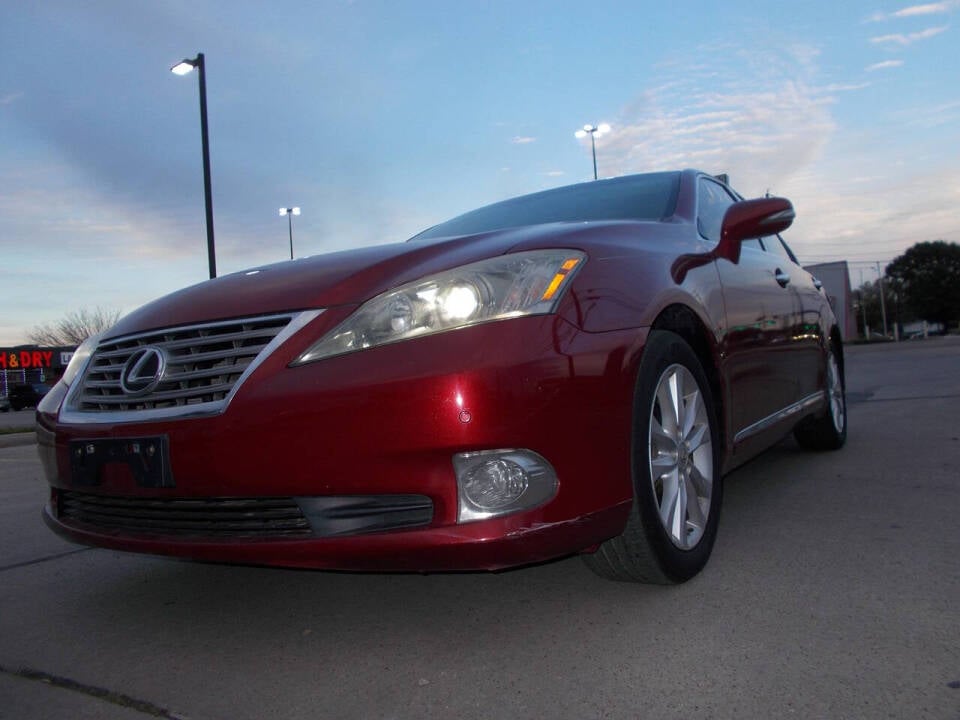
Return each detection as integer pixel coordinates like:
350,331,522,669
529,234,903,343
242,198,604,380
716,197,795,262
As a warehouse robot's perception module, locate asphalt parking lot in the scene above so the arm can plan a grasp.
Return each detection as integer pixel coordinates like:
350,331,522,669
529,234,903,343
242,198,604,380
1,338,958,719
0,408,37,433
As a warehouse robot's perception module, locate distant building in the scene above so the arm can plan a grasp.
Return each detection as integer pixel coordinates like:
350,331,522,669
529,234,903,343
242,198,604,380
901,320,944,338
0,345,76,395
803,261,855,340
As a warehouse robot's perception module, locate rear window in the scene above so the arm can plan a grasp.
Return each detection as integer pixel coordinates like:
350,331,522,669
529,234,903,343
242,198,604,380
413,172,680,240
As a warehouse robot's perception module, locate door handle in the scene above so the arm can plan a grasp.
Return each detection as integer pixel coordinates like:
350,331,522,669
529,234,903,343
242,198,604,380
774,269,790,287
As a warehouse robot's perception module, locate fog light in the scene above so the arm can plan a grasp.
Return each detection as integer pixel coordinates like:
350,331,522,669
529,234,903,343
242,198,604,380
463,459,527,509
453,449,558,523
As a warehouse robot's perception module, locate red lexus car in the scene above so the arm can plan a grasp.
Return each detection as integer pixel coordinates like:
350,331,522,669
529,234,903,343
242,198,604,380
37,169,846,583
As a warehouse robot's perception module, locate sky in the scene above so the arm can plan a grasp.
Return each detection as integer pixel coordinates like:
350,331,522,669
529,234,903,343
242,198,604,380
1,0,958,345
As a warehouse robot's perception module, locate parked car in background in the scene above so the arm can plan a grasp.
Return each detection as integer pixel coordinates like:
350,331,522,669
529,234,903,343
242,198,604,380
36,169,846,584
0,394,10,412
9,383,51,411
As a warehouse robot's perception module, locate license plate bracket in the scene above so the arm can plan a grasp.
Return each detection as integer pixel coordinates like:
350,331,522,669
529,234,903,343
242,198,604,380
69,437,174,488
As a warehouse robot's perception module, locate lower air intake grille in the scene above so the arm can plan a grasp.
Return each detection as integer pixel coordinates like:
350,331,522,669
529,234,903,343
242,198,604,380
58,492,313,539
57,492,435,539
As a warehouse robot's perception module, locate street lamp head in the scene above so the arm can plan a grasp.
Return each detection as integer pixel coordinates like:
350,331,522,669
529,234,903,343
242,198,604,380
170,58,199,76
575,121,609,181
292,207,301,216
575,123,612,139
280,207,302,216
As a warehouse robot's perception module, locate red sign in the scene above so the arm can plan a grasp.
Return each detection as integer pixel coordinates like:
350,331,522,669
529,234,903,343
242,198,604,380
0,350,54,370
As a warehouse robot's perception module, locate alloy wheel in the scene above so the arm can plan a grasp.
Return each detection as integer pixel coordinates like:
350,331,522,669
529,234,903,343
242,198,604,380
648,363,714,550
827,351,845,434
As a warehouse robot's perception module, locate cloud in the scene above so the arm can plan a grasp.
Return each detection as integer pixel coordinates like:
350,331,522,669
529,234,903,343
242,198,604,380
894,1,957,15
595,49,837,195
578,42,952,268
823,82,872,91
890,98,960,127
511,136,536,144
866,59,905,71
869,1,958,21
783,164,960,266
870,25,948,44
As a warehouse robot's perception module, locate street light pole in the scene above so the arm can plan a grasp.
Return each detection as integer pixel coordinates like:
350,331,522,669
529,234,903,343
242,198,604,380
876,261,889,338
574,123,611,180
171,52,217,279
279,207,301,259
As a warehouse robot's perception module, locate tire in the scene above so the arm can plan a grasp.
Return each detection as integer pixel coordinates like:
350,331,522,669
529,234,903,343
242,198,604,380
584,330,722,584
794,342,847,451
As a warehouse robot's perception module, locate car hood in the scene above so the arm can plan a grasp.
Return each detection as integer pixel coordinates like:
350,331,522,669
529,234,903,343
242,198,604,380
105,220,670,339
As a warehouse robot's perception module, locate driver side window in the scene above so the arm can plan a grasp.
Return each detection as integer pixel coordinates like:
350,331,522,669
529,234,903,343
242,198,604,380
697,178,736,243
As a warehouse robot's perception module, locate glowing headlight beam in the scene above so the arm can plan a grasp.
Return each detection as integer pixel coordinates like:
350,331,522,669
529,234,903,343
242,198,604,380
440,285,480,321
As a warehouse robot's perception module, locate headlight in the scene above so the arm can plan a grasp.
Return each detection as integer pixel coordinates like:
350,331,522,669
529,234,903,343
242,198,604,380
294,249,585,364
60,333,101,387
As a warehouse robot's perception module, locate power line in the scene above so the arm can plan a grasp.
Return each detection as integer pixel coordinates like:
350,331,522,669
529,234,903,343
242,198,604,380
803,258,894,264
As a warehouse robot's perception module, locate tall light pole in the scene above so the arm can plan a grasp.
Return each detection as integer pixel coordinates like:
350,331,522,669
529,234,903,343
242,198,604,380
171,53,217,279
279,207,301,259
574,123,611,180
876,261,889,338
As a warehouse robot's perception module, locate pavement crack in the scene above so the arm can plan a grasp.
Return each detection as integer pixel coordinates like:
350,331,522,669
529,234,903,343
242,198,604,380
0,664,184,718
0,547,93,573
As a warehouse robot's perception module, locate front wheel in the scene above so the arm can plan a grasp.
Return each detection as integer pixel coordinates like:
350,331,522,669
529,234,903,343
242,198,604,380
584,330,722,584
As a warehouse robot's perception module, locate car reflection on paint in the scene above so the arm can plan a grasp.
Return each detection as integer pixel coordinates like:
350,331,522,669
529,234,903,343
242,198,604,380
36,170,847,584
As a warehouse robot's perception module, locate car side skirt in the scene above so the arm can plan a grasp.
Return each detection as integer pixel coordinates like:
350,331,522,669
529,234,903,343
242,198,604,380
733,391,825,445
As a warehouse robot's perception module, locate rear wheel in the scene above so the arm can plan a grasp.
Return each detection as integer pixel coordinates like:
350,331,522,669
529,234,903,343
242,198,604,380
794,343,847,451
584,330,722,584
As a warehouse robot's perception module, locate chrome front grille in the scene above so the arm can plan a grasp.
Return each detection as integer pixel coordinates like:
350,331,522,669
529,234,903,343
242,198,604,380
73,314,295,414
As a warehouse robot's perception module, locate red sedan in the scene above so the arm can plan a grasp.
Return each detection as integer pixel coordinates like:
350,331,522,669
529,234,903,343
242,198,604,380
37,170,846,583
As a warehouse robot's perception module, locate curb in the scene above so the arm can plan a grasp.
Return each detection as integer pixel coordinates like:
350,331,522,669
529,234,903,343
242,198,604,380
0,432,36,449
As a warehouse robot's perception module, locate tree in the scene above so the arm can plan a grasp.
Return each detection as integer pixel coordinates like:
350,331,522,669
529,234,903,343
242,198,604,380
27,307,122,346
886,241,960,331
854,278,900,338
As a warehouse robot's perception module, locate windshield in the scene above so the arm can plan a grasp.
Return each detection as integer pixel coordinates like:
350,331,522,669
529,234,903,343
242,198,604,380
412,171,680,240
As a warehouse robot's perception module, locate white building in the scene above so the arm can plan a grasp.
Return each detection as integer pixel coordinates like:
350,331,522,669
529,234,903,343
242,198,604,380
803,261,855,340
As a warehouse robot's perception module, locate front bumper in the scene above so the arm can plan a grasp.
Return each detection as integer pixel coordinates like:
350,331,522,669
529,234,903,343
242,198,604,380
39,315,646,571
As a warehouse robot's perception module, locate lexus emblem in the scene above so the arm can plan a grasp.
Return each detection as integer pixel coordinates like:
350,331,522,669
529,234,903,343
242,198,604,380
120,347,167,396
